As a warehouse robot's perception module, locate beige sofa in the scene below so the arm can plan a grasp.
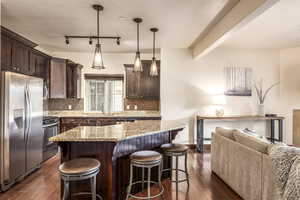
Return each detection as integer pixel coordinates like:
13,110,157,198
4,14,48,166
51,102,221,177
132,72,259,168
211,127,282,200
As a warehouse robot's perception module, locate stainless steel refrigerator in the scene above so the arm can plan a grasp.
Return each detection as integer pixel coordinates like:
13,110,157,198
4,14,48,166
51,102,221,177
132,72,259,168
0,72,43,191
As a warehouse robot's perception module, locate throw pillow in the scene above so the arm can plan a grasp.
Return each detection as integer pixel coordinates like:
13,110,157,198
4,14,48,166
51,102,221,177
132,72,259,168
269,145,300,195
283,156,300,200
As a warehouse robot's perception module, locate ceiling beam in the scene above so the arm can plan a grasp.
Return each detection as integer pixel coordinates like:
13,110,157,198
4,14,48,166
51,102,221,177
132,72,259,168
189,0,279,59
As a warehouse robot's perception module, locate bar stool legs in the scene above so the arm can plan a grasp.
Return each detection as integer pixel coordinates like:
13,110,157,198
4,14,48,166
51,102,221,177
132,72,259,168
161,144,190,192
171,152,189,190
91,175,97,200
126,164,134,200
184,152,190,190
126,150,164,200
62,180,69,200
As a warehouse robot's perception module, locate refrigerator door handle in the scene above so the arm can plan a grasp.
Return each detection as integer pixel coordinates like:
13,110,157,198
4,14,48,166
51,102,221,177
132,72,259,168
24,84,30,142
26,85,32,143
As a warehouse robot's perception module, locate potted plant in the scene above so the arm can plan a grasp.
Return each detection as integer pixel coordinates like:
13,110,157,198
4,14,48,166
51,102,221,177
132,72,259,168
254,79,279,116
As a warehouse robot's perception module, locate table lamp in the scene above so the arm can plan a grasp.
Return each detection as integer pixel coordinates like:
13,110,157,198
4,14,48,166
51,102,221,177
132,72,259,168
212,95,226,117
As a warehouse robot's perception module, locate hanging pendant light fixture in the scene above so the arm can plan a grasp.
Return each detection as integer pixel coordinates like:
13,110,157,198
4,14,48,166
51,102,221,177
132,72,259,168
133,18,143,72
150,28,159,76
92,4,105,69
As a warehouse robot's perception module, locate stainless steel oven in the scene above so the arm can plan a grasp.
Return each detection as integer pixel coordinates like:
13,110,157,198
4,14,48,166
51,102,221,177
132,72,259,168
42,116,59,162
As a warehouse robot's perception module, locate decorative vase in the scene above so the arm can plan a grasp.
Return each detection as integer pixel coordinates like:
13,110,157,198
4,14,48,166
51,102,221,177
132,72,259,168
257,104,265,116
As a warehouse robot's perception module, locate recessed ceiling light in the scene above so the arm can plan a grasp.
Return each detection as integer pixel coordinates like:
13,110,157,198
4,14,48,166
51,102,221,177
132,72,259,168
119,16,129,21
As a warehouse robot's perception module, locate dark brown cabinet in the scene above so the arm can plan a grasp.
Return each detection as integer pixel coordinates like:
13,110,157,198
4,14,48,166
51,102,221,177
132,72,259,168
124,60,160,100
1,27,50,80
11,40,30,73
124,65,140,98
66,61,82,99
30,50,50,78
1,34,13,70
50,58,82,99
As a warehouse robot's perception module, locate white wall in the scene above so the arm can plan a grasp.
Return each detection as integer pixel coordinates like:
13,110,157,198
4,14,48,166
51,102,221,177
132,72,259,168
52,48,284,144
279,47,300,144
51,52,155,103
161,47,281,144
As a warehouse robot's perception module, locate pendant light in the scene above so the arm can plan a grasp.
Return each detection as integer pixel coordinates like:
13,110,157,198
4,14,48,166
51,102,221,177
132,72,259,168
92,4,105,69
133,18,143,72
150,28,159,76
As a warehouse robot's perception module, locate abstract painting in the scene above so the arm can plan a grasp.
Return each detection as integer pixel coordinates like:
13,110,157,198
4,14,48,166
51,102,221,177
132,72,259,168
224,67,252,96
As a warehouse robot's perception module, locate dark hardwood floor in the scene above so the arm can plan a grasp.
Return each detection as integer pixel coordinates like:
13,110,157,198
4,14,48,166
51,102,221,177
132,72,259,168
0,151,242,200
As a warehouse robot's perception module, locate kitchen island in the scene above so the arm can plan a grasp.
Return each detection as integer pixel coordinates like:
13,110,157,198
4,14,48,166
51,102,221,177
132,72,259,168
50,120,186,200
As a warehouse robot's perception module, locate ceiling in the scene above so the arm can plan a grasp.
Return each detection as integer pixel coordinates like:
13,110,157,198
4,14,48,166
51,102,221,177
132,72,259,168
222,0,300,49
2,0,231,53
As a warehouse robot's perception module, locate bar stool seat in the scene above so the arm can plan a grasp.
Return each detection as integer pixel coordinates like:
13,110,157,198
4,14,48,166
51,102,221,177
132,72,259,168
130,150,162,164
59,158,100,175
59,158,102,200
161,143,188,153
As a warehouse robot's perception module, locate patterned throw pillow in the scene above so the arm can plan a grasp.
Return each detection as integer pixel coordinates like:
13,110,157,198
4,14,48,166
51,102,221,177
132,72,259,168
269,145,300,195
283,156,300,200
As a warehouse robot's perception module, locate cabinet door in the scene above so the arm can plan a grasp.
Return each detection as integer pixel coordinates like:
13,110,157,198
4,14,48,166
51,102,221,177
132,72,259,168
1,35,13,70
125,65,140,98
50,58,66,98
75,65,82,98
151,61,160,99
139,61,160,99
66,64,74,98
139,61,151,98
29,51,38,76
12,40,30,73
35,54,47,78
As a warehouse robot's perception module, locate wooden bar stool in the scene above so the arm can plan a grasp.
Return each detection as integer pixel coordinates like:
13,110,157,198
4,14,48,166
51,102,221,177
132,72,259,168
126,150,164,200
161,143,189,190
59,158,102,200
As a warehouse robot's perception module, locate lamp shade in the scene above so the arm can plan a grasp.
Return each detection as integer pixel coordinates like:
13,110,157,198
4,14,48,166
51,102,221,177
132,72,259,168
150,57,158,76
92,43,105,69
133,51,142,72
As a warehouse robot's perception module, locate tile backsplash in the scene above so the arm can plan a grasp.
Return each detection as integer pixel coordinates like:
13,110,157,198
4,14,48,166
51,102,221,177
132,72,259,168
47,98,84,111
124,99,160,111
46,98,159,112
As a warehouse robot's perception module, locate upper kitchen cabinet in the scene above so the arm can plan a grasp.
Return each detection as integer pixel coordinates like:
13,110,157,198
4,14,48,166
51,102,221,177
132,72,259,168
66,61,83,99
1,33,13,70
11,40,30,74
29,49,51,78
1,27,50,79
50,58,66,98
49,58,82,99
124,60,160,100
124,64,140,98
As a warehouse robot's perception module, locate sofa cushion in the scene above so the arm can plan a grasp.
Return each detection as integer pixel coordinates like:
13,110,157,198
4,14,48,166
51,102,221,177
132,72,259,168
215,127,236,140
233,130,270,154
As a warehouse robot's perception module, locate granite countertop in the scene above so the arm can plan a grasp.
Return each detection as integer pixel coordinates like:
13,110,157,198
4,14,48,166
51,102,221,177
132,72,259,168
46,110,161,118
49,120,186,142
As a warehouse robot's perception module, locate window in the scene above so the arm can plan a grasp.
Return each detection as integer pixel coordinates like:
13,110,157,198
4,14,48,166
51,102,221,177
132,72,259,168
85,75,123,112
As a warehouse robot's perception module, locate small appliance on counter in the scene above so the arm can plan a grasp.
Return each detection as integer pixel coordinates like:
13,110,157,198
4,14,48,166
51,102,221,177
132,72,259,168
42,116,59,162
